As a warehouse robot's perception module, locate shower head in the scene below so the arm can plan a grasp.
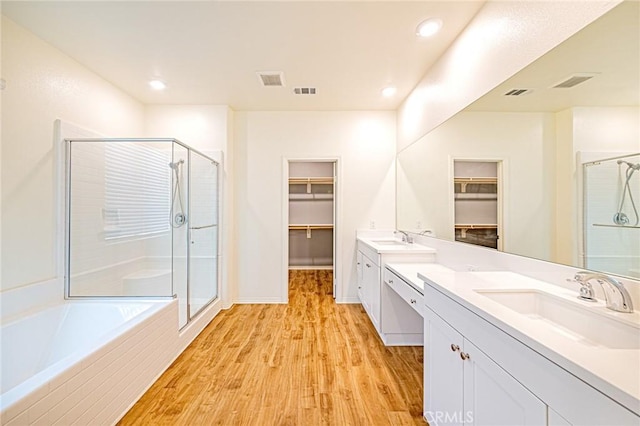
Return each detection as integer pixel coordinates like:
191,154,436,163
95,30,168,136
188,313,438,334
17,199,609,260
617,160,640,171
169,159,184,170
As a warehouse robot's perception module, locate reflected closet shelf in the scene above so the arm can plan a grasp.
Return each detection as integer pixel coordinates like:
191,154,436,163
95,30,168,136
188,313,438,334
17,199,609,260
455,224,498,229
454,193,497,200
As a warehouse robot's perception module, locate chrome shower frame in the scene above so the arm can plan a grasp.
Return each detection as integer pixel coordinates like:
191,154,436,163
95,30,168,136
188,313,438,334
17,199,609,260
63,138,222,328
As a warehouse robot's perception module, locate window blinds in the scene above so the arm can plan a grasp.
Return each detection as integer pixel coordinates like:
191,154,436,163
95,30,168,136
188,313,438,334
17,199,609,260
104,143,171,240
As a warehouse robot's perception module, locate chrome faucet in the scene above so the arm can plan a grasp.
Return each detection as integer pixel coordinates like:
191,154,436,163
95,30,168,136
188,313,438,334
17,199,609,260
395,230,413,244
572,271,634,313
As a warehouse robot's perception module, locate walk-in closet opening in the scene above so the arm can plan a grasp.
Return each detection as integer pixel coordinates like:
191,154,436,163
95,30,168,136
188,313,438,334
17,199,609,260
453,160,503,250
286,160,337,298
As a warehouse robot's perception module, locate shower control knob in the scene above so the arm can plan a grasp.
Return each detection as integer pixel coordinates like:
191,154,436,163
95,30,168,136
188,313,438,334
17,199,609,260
174,213,186,226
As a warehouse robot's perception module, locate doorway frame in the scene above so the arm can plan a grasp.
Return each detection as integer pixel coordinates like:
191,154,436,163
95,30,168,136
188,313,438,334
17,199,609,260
282,157,342,303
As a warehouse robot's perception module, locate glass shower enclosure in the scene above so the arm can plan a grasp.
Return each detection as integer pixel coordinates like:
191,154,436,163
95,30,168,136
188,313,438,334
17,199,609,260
583,153,640,279
65,138,220,328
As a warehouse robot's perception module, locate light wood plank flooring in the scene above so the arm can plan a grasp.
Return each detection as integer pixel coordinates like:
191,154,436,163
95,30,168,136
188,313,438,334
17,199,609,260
119,270,425,425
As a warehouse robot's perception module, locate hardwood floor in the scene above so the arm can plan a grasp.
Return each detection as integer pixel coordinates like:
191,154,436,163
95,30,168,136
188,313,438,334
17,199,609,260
119,270,425,425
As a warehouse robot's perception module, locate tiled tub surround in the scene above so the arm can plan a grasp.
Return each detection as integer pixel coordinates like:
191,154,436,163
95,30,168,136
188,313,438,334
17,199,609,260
0,299,178,426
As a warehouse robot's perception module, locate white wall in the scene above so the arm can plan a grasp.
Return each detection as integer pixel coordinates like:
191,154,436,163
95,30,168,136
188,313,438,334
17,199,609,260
1,16,145,292
234,111,396,303
573,107,640,153
397,111,556,261
145,105,231,154
396,0,619,152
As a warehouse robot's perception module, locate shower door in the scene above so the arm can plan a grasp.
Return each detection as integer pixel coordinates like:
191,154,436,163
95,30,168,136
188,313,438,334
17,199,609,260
583,153,640,279
187,151,219,320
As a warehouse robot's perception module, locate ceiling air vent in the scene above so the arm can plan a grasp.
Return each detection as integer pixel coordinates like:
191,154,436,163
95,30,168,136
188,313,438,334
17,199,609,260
294,87,316,95
551,73,598,89
257,71,285,87
504,88,532,96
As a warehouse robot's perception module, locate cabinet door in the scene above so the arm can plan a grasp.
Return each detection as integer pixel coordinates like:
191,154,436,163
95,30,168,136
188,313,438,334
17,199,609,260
356,251,364,303
548,408,572,426
463,339,546,426
424,307,465,426
362,254,380,331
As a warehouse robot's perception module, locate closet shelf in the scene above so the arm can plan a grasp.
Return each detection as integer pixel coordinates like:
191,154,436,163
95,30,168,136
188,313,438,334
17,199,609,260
289,194,334,201
289,177,335,194
454,177,497,184
289,177,334,185
289,224,334,230
455,224,498,230
454,177,497,194
289,177,334,184
454,193,498,200
455,224,498,239
289,224,333,239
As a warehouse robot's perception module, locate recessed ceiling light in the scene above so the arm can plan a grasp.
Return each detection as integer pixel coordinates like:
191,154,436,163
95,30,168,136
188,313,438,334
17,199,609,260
382,86,397,98
149,80,166,91
416,18,443,38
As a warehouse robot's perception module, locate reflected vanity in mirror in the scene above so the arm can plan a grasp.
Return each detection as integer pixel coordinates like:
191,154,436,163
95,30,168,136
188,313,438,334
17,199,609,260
396,1,639,279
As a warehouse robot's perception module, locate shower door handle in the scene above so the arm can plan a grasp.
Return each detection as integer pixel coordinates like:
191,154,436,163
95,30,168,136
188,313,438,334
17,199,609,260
190,224,217,230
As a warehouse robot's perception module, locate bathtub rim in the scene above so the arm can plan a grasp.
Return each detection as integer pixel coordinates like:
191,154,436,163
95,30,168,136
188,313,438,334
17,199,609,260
0,298,175,416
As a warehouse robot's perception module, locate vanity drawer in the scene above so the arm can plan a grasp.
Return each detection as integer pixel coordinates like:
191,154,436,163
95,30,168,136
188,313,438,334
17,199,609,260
357,241,380,267
384,268,424,317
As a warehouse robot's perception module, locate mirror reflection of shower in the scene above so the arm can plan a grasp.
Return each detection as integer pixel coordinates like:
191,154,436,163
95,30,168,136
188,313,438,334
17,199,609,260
170,159,187,228
614,160,640,226
583,153,640,280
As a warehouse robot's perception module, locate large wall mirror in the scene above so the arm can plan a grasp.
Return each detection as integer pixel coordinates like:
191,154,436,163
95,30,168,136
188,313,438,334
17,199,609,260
396,1,639,279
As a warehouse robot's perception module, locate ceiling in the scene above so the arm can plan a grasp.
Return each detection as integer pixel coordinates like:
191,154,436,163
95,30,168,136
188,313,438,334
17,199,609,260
466,0,639,113
1,1,485,111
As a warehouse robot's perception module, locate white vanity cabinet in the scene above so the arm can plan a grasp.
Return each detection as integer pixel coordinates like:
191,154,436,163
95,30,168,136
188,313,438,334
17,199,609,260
423,281,640,426
356,239,435,343
357,250,381,330
425,306,545,426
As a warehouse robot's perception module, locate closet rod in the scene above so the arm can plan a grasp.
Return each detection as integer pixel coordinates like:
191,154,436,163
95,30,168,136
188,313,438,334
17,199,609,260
454,224,498,229
289,177,334,184
289,224,334,230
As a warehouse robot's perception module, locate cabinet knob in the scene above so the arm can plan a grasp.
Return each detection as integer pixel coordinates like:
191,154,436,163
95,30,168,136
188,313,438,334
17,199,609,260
410,299,416,304
450,344,460,352
366,263,371,268
460,352,470,361
389,279,393,284
358,286,362,289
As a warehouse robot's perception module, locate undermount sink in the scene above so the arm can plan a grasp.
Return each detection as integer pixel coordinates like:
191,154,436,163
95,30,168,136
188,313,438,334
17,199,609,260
371,239,407,246
475,289,640,350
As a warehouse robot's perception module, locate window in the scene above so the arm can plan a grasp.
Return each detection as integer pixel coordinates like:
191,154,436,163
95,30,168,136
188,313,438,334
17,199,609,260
103,143,170,240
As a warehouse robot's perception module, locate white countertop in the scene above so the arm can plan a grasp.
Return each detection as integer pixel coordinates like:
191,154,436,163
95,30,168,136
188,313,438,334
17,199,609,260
385,263,454,295
357,236,437,255
392,265,640,415
419,268,640,414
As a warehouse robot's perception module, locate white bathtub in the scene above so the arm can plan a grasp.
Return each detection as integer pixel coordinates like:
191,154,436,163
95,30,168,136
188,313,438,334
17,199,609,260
1,299,178,426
